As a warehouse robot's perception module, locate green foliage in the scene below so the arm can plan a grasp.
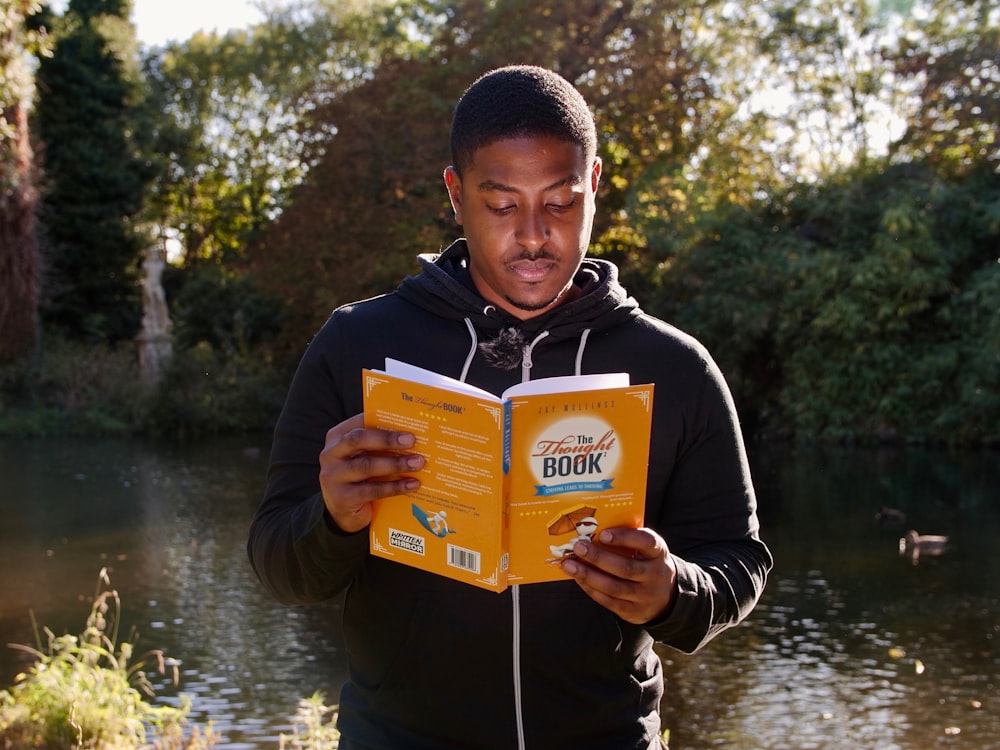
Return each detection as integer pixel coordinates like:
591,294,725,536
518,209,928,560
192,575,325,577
655,161,1000,445
32,0,153,343
141,264,289,438
0,569,218,749
279,693,341,749
889,0,999,171
166,264,284,353
7,0,994,444
141,0,434,266
0,332,289,439
144,341,289,439
0,336,147,437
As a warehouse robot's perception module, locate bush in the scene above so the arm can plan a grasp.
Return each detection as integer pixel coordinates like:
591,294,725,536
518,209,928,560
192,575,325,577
0,333,290,439
0,569,218,749
650,161,1000,446
0,337,148,437
279,693,341,749
143,341,289,439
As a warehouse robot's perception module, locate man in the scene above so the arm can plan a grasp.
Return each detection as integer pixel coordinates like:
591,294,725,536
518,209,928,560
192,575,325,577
248,65,771,750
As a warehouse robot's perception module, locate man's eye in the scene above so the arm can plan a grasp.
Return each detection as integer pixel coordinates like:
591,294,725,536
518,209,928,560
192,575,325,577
549,199,576,211
488,204,515,215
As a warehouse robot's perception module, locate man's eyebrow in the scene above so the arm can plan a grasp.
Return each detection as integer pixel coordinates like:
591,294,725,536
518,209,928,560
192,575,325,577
476,174,584,193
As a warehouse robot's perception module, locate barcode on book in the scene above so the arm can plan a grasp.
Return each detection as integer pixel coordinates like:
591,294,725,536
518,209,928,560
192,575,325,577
447,544,481,574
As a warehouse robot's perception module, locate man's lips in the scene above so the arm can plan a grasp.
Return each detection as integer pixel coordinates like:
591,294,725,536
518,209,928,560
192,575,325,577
509,257,557,280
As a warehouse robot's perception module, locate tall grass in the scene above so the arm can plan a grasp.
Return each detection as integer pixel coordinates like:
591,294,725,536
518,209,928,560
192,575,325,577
279,693,341,749
0,569,218,749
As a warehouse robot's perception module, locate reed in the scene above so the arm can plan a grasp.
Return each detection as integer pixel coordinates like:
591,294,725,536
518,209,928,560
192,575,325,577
279,693,341,749
0,568,218,749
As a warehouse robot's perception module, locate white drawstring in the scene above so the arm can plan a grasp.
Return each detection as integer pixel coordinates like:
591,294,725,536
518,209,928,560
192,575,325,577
574,328,592,375
460,318,478,382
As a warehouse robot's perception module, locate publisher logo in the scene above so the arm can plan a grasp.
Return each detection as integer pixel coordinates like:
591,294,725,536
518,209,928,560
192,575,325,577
388,528,426,556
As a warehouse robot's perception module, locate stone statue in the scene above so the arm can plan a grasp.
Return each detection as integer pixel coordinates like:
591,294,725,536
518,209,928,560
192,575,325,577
137,245,173,382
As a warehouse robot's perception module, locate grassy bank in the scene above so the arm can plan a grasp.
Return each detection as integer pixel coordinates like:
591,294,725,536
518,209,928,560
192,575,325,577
0,338,289,440
0,570,340,749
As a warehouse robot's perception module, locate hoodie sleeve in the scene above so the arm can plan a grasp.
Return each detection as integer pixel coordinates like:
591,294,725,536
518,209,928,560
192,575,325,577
247,317,369,605
642,348,773,653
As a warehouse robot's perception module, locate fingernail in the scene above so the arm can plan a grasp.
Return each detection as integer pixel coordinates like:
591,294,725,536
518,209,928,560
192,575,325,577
599,530,613,544
562,560,578,575
574,541,590,557
403,478,420,491
397,433,415,447
406,455,424,470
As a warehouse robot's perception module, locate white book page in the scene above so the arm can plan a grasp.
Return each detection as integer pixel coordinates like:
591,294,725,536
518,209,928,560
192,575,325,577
384,358,499,401
384,359,629,401
503,372,629,398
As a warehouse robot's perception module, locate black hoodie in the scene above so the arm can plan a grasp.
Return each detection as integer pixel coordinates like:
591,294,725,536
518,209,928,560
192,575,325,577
248,240,771,750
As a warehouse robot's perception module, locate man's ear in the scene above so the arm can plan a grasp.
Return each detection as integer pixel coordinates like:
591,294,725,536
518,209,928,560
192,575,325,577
591,157,602,193
444,166,463,225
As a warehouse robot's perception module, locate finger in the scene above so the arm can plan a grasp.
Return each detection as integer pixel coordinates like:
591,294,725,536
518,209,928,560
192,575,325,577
566,541,648,586
320,452,423,535
561,555,639,614
335,473,421,506
596,527,662,560
321,443,425,485
561,553,669,625
325,421,418,459
326,413,366,439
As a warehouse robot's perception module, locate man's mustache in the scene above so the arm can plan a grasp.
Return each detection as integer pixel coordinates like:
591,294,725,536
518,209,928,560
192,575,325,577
513,250,557,262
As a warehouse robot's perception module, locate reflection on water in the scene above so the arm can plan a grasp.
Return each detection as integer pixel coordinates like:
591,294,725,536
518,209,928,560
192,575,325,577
0,438,997,749
0,437,349,747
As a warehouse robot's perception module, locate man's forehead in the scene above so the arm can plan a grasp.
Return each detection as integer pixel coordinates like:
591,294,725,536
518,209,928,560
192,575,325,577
463,136,590,188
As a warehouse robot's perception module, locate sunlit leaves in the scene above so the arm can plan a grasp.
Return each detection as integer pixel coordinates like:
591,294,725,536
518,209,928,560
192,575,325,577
889,0,999,171
143,0,433,265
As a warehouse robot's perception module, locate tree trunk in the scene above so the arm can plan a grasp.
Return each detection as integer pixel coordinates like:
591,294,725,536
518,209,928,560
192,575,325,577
0,99,39,362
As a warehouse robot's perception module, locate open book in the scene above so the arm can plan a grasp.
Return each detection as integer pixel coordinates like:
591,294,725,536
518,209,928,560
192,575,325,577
362,359,654,592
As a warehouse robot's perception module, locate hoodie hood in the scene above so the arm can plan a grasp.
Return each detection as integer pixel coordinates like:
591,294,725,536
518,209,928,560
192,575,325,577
395,240,643,344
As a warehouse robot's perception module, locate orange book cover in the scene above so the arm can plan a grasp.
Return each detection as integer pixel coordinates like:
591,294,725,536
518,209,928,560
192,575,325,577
504,381,653,585
363,359,653,592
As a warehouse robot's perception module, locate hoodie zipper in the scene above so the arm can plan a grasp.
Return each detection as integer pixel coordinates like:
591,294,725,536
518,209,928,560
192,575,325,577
513,332,549,750
513,584,525,750
520,332,549,383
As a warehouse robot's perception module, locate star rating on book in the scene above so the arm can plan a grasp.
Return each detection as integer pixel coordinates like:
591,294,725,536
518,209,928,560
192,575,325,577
420,411,449,422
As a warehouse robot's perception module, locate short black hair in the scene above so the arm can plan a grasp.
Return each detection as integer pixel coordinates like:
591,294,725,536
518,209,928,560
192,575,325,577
449,65,597,176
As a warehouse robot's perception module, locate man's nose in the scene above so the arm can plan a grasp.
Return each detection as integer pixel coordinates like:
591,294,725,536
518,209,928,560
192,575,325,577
515,207,549,249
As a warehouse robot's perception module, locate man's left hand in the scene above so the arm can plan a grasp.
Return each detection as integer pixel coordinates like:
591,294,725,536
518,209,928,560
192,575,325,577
560,527,677,624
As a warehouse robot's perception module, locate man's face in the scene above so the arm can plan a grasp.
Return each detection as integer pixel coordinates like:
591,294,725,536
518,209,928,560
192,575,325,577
444,135,601,320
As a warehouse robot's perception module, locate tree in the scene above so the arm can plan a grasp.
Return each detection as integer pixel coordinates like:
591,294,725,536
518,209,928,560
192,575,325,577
142,0,437,267
654,161,1000,445
33,0,151,342
247,0,757,349
0,0,47,361
888,0,999,172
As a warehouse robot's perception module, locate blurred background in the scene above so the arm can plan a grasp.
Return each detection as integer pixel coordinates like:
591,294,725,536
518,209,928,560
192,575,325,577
1,0,997,746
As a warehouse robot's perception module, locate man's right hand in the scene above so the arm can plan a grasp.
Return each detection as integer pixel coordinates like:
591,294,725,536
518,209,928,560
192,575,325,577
319,413,425,533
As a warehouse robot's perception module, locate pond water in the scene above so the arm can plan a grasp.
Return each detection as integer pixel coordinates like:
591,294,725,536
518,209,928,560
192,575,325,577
0,437,997,749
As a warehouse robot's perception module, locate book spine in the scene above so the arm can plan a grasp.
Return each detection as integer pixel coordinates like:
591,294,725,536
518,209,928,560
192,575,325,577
502,400,513,475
